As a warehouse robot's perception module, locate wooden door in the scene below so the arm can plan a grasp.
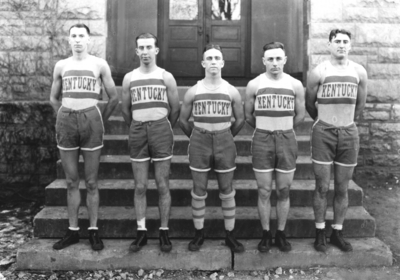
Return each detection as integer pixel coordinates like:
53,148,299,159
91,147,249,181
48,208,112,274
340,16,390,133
158,0,248,78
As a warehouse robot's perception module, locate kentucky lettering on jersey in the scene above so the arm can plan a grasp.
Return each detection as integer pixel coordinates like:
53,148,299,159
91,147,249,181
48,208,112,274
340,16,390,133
192,81,233,131
129,68,169,121
256,88,295,113
62,70,100,100
318,76,358,104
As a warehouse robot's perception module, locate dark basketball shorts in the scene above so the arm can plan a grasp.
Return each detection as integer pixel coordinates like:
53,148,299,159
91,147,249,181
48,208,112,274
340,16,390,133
188,127,236,173
251,128,298,173
55,105,104,151
129,117,174,162
311,119,359,167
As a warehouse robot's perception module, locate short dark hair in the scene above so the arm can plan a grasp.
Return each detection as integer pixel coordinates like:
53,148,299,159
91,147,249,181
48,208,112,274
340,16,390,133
262,42,285,55
329,29,352,42
136,33,158,48
69,23,90,35
203,43,223,58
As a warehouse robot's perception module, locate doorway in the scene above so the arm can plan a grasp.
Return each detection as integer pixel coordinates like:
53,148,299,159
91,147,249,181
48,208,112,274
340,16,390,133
158,0,249,78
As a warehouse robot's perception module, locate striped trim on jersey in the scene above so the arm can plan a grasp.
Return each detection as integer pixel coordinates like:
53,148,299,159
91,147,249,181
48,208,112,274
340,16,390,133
192,80,232,132
62,69,101,110
254,74,295,131
130,68,169,122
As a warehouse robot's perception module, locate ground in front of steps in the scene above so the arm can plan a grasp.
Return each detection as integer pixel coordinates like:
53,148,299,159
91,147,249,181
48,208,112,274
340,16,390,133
1,174,399,280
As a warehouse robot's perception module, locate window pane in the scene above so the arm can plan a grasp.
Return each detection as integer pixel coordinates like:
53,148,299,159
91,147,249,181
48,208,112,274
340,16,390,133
170,0,198,20
211,0,241,20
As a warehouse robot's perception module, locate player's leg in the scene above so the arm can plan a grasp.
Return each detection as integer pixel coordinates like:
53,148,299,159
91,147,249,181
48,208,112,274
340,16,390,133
53,149,80,250
129,160,150,252
275,171,294,252
154,159,173,252
329,164,354,252
255,171,273,252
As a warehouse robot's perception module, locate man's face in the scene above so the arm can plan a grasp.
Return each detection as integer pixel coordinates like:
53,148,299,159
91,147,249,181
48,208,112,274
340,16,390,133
136,38,159,65
202,48,224,74
328,33,351,58
262,48,287,76
69,27,90,53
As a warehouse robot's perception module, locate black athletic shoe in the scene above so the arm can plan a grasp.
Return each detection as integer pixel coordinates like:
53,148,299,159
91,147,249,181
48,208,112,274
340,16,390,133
330,229,353,252
53,229,79,250
275,230,292,252
159,229,172,252
88,229,104,251
129,230,148,252
188,228,205,251
314,228,327,253
225,230,244,253
257,230,272,253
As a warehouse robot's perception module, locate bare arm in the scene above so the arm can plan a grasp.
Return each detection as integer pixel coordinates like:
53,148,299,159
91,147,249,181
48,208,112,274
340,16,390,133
49,61,64,113
229,85,245,137
293,79,306,128
178,86,196,138
244,78,258,129
354,65,368,121
121,72,132,126
163,71,180,128
305,67,321,121
99,60,119,122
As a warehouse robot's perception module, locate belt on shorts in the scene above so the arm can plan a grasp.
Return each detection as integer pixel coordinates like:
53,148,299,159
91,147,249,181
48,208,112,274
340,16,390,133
255,128,293,135
315,119,355,132
194,127,231,135
132,116,167,126
61,106,97,115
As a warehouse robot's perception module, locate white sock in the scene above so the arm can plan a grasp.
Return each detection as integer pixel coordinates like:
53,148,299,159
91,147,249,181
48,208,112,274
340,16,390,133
137,218,146,230
69,227,79,231
88,227,98,230
332,224,343,230
315,222,325,229
159,227,169,231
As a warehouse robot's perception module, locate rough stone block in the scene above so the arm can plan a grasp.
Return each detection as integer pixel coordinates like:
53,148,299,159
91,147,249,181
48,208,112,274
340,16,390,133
310,0,343,22
344,8,379,22
379,48,400,63
88,36,106,59
13,35,51,51
393,104,400,120
235,238,392,270
310,23,356,39
371,122,400,137
344,0,400,8
309,55,330,70
349,55,368,68
378,7,400,23
308,39,329,55
368,63,400,79
357,24,400,46
17,239,231,271
357,124,370,135
0,36,13,50
366,154,400,167
368,80,400,102
368,138,392,152
60,0,106,20
351,46,378,56
362,110,390,120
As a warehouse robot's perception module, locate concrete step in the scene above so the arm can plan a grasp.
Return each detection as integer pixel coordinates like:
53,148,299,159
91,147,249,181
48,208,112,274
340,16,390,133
33,206,375,238
56,155,318,180
102,134,311,156
104,116,314,136
45,179,363,207
16,238,392,271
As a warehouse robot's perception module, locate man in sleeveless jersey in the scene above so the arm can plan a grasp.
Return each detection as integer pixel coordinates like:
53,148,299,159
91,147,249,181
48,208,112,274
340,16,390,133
179,44,245,253
306,29,368,253
244,42,305,252
121,33,180,253
49,23,119,251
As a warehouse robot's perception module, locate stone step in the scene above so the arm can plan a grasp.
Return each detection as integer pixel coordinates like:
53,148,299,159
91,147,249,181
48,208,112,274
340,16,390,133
45,179,363,207
102,134,311,156
56,155,318,180
16,238,392,271
104,116,314,136
33,206,375,238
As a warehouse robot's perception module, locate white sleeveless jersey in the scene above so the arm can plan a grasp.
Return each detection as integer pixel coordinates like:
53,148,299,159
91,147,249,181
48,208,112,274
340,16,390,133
61,67,102,110
192,80,232,131
254,73,296,131
129,67,169,121
316,60,360,126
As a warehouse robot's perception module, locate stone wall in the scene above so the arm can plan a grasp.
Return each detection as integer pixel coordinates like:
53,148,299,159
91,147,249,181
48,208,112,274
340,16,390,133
0,0,107,101
308,0,400,178
0,102,57,201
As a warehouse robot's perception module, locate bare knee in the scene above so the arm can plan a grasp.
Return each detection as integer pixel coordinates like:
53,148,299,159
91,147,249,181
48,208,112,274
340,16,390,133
158,184,170,198
277,187,290,201
315,183,329,198
258,187,272,201
66,177,80,191
135,183,147,198
85,179,98,193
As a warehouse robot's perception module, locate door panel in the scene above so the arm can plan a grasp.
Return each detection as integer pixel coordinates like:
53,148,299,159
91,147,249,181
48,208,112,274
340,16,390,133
159,0,248,78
